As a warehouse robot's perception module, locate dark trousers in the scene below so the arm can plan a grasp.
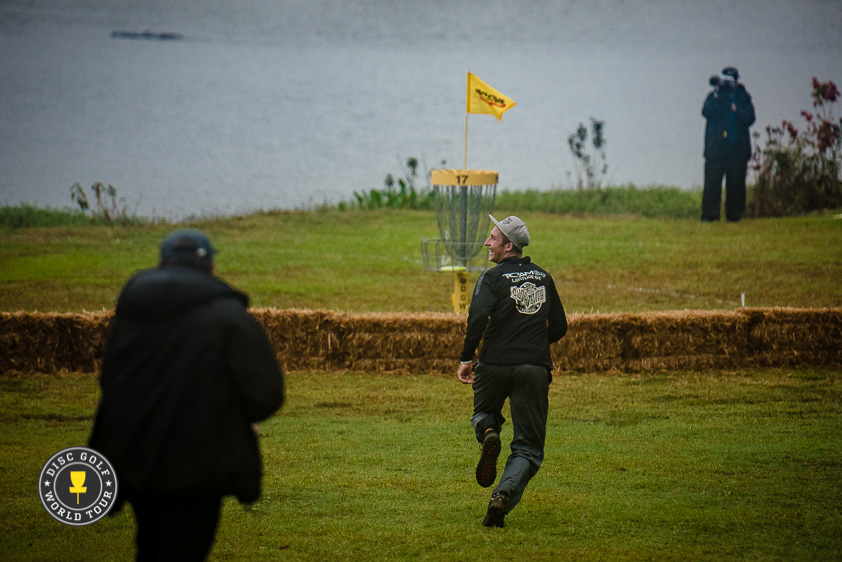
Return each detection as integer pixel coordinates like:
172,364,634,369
471,362,551,513
130,492,223,561
702,153,748,222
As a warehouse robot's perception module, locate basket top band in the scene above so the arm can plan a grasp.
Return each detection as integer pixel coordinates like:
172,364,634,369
431,169,498,186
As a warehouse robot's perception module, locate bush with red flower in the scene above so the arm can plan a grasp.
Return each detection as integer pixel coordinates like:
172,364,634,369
748,77,842,217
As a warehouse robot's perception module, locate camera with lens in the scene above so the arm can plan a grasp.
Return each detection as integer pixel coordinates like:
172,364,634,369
709,74,735,101
709,75,735,90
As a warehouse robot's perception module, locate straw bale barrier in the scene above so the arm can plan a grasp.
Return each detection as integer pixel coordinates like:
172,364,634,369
0,311,113,374
1,308,840,375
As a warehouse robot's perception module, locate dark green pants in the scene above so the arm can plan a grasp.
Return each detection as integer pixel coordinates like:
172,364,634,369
471,362,551,512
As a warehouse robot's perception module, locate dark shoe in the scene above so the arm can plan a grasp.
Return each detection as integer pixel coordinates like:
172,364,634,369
475,430,501,488
482,492,508,528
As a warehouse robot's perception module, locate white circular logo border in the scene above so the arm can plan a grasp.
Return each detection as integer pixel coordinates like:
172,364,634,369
38,446,119,526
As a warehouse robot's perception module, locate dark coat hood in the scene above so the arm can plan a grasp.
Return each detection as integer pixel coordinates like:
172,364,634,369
116,266,249,320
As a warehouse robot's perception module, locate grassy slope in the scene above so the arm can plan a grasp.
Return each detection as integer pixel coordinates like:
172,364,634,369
1,210,840,314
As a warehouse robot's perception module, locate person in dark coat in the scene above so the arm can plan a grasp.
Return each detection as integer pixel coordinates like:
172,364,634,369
89,229,285,561
701,66,756,222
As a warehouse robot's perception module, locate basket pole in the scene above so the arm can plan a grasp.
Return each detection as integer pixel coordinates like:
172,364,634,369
451,270,470,313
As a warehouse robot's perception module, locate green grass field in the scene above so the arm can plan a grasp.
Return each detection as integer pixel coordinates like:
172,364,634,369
1,204,840,559
1,369,840,561
1,209,840,313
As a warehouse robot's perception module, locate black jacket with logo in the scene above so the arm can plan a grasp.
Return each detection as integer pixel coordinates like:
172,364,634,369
460,256,567,367
89,266,284,506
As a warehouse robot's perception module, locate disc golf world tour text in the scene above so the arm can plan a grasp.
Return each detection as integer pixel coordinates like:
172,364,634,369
42,450,114,523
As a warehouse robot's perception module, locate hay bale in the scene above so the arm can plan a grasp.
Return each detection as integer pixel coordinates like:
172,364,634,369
0,311,111,373
2,307,840,375
250,308,343,372
741,307,842,368
553,313,624,372
334,311,464,374
619,310,749,359
619,310,751,371
552,310,752,372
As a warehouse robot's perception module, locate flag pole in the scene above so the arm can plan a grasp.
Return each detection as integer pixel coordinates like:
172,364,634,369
464,72,470,170
461,114,468,268
464,114,468,170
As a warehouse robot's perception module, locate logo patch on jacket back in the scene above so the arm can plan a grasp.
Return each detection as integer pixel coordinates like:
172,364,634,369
509,282,546,314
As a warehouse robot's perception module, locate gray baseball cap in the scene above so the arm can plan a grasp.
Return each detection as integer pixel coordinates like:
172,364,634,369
489,214,530,249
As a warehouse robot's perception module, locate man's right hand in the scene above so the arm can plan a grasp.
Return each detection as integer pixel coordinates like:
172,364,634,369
457,362,475,384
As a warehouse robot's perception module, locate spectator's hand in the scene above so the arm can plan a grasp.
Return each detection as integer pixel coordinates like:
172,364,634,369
457,362,475,384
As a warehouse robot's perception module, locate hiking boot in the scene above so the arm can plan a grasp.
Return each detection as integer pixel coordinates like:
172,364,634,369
482,491,508,528
475,430,501,488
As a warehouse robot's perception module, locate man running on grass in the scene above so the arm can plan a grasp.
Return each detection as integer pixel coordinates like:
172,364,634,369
457,215,568,528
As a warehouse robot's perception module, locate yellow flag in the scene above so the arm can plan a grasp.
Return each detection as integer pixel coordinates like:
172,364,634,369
466,72,516,120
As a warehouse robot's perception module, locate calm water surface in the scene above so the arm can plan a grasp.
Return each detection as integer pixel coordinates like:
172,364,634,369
1,0,841,219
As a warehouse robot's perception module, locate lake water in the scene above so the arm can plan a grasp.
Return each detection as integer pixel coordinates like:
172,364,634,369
1,0,841,219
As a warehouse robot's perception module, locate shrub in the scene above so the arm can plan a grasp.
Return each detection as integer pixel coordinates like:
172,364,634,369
343,156,436,210
748,78,842,217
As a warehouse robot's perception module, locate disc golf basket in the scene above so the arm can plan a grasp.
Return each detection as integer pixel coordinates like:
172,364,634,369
422,169,497,312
